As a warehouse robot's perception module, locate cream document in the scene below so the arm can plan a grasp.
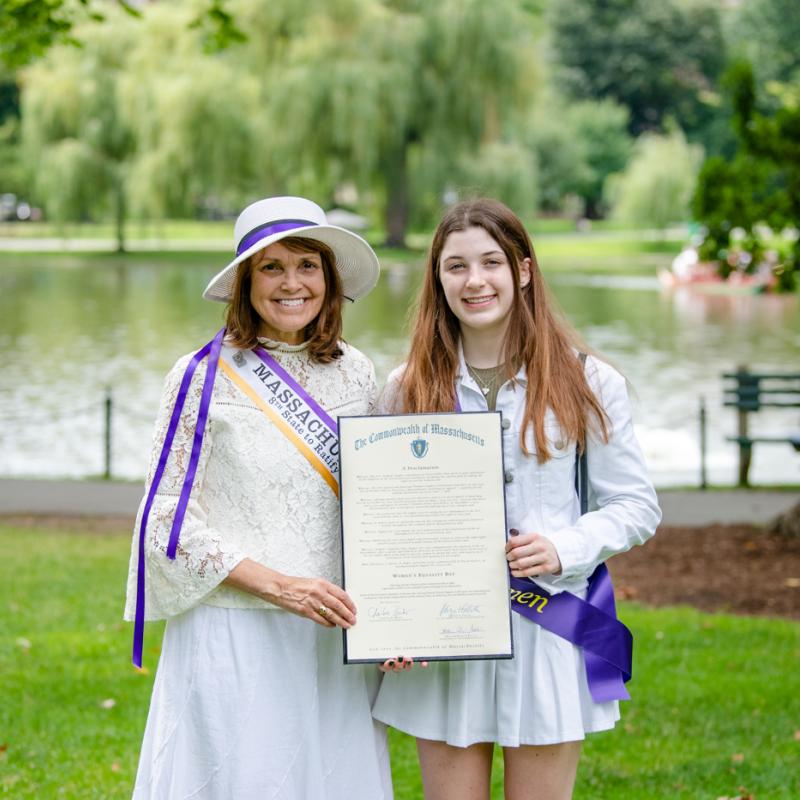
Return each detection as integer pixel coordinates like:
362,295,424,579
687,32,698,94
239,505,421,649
339,412,513,662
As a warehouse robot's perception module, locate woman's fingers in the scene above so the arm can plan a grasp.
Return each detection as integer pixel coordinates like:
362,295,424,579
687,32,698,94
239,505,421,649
281,577,358,628
313,604,337,627
508,546,562,577
317,593,356,627
505,530,539,553
378,656,429,673
506,538,545,562
328,583,357,615
310,592,355,628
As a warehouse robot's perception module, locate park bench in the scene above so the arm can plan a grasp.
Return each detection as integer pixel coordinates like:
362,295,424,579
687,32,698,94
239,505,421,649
723,367,800,485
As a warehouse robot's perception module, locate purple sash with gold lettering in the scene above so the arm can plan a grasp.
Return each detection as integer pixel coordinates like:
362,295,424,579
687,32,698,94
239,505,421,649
132,329,339,667
509,567,631,703
454,386,632,703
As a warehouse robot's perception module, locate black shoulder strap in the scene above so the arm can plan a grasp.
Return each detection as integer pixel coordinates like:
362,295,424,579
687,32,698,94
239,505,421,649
575,352,588,516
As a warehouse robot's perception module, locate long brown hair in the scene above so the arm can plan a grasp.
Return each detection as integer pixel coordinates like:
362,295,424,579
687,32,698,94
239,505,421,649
225,236,344,363
399,198,608,461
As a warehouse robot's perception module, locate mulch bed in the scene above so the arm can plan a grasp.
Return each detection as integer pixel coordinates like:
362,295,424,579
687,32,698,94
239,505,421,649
4,515,800,621
609,524,800,620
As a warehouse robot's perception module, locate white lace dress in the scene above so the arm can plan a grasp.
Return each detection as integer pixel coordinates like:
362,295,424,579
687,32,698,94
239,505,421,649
124,337,392,800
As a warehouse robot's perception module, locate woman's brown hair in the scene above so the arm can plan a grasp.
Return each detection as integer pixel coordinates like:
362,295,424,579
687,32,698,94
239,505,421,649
224,236,343,363
398,198,609,461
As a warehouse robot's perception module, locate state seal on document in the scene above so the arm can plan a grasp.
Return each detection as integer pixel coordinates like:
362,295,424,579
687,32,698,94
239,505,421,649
411,438,429,459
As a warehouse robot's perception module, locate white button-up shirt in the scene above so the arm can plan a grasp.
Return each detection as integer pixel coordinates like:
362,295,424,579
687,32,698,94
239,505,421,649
382,348,661,596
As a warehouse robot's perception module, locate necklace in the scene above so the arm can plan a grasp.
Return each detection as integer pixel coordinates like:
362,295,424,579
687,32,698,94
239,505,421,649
465,363,504,396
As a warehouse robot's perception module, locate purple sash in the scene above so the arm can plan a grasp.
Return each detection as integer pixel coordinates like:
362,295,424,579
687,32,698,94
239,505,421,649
455,385,632,702
509,567,631,703
131,329,339,667
132,328,225,668
253,347,337,434
218,344,340,493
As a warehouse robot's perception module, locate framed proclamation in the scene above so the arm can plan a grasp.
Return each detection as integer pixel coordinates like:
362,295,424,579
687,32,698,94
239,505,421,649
338,412,513,664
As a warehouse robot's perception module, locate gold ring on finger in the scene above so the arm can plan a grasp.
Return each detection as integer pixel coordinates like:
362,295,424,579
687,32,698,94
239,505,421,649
318,604,330,617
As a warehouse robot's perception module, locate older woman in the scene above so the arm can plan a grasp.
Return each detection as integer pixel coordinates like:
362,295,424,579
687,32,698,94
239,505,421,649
124,197,392,799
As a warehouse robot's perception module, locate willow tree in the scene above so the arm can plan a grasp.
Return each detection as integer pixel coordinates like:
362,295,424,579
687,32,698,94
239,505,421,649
21,11,137,249
266,0,540,246
19,3,265,247
606,128,702,229
118,3,264,221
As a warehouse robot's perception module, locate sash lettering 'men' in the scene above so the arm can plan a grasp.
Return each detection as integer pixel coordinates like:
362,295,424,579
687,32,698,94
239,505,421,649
252,362,339,456
509,588,548,613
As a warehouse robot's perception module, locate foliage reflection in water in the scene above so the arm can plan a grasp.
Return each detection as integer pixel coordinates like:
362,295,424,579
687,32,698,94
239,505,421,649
0,255,797,487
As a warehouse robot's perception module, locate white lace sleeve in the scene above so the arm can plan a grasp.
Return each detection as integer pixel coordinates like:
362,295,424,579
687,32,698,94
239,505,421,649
366,359,379,413
123,354,247,621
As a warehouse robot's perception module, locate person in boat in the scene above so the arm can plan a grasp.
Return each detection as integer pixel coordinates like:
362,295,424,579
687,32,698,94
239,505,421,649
124,196,393,799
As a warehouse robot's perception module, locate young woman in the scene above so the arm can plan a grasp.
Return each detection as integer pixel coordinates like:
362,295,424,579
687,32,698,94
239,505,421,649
124,197,392,799
373,198,661,800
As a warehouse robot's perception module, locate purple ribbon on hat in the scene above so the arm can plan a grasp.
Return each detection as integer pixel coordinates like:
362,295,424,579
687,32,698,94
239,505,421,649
236,219,317,256
132,327,225,668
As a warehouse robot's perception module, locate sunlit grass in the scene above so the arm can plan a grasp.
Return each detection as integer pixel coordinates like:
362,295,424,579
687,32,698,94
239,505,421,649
0,235,680,276
0,218,684,268
2,525,797,798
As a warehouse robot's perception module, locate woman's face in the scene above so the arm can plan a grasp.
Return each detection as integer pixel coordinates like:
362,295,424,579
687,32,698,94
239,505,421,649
437,226,530,339
249,241,327,345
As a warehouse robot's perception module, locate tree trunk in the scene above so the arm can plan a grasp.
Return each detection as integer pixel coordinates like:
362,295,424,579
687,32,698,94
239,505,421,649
383,143,409,249
584,198,604,220
115,179,126,253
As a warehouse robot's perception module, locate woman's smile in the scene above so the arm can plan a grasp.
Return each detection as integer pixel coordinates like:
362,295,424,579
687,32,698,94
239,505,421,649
462,294,497,308
250,241,327,343
274,297,310,308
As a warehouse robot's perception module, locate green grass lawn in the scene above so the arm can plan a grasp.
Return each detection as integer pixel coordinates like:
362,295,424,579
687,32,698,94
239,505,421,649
2,525,798,798
0,218,683,274
0,237,678,280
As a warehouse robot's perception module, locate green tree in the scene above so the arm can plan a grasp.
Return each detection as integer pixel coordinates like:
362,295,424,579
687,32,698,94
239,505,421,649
529,98,631,217
0,0,242,68
0,119,25,199
19,3,264,246
118,4,263,220
606,127,702,229
1,0,93,69
267,0,541,246
549,0,725,138
21,13,137,248
0,65,23,197
729,0,800,90
454,141,539,221
693,62,800,291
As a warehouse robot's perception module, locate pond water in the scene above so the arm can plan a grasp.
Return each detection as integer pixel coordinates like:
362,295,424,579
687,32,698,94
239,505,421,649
0,252,797,487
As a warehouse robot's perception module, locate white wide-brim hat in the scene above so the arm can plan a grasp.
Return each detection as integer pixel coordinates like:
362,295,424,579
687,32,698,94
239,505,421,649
203,196,380,303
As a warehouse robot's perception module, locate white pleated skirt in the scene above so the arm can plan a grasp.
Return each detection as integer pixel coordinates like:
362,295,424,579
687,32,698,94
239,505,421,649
132,605,393,800
372,611,620,748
